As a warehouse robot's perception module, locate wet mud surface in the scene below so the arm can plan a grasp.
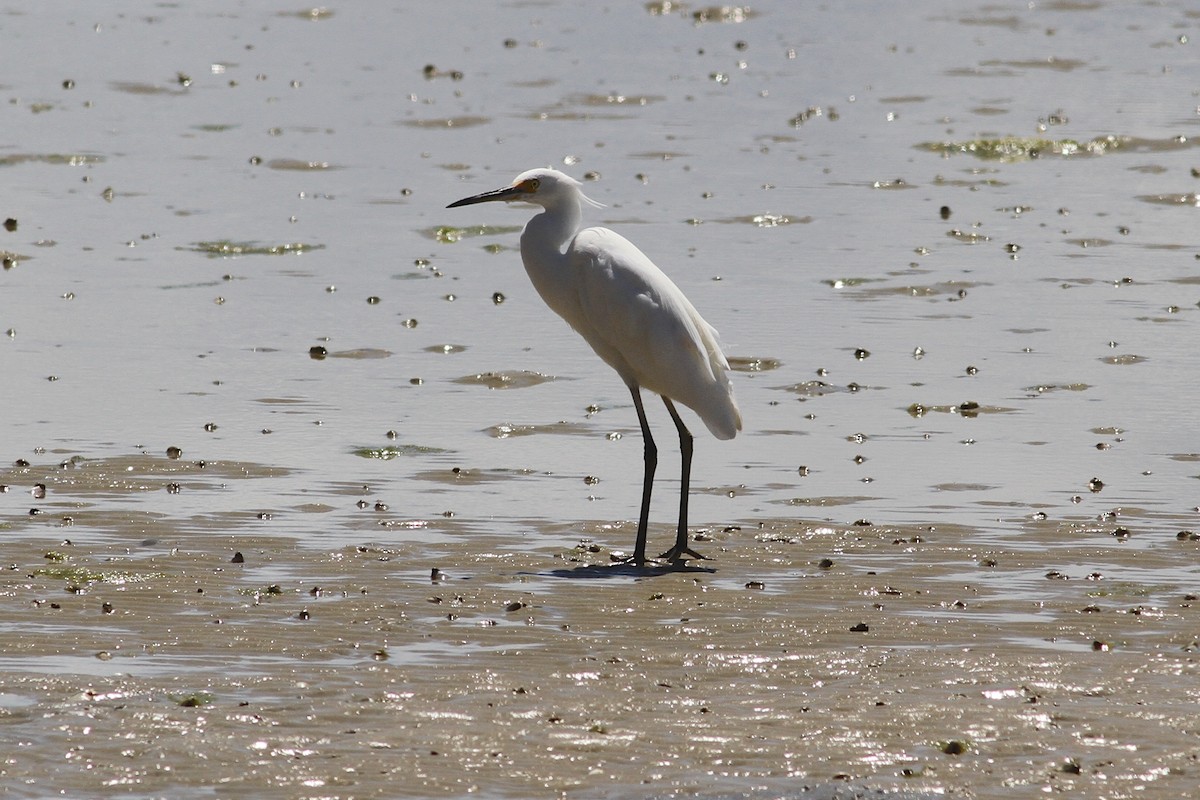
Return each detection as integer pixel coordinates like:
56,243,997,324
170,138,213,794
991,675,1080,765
3,455,1199,798
3,0,1200,797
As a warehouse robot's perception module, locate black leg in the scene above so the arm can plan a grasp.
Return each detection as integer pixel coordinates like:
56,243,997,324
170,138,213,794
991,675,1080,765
660,398,704,562
629,384,655,565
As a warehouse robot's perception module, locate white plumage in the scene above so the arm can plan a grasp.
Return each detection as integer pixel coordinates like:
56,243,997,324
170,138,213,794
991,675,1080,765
448,168,741,564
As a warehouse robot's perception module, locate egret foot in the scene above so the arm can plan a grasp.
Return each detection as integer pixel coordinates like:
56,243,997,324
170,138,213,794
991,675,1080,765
611,551,650,568
658,544,707,563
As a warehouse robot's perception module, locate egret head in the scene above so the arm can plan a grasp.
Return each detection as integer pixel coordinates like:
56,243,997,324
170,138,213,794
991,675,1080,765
447,168,605,210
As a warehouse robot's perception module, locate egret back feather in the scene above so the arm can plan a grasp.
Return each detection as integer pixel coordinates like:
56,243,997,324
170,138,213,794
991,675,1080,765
565,227,741,440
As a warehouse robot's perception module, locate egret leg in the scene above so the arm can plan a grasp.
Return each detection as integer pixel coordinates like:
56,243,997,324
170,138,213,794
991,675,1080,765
659,398,705,562
628,384,656,566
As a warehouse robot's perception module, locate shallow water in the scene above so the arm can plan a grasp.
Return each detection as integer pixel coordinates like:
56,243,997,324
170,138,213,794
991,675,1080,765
2,1,1199,797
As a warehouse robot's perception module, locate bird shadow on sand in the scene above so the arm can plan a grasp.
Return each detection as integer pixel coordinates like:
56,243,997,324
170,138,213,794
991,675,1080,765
544,560,716,579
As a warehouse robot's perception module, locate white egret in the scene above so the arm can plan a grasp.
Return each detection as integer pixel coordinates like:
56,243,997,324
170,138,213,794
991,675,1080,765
447,169,741,565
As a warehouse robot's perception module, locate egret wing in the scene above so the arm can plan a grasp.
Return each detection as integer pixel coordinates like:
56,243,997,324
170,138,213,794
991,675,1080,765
566,227,740,439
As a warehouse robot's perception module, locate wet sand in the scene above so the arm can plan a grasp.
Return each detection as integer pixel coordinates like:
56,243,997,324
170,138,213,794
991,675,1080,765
3,0,1200,797
3,455,1199,798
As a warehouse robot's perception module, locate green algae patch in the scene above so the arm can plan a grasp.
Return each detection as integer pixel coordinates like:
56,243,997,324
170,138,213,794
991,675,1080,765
281,7,334,19
33,565,166,585
352,444,450,460
402,116,491,130
266,159,341,171
110,81,188,96
0,153,106,167
919,135,1130,162
823,277,880,289
182,241,325,258
728,356,782,373
906,401,1017,418
452,371,556,390
428,224,522,244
